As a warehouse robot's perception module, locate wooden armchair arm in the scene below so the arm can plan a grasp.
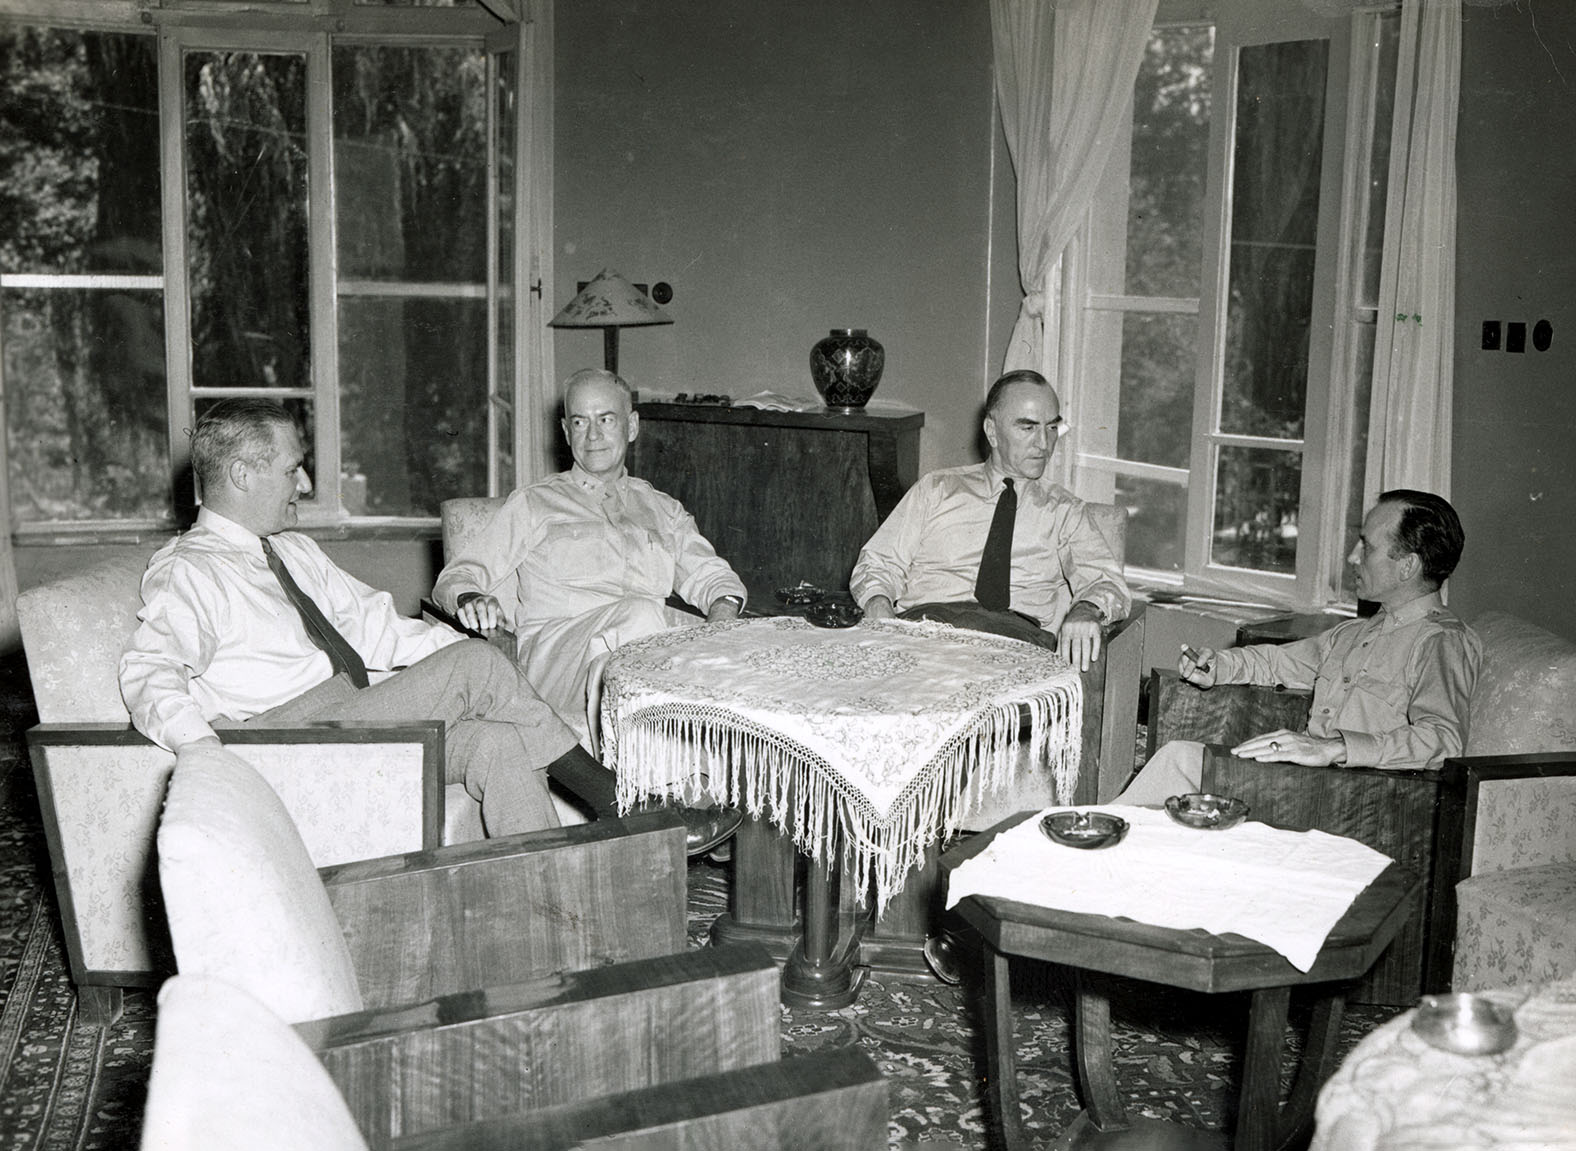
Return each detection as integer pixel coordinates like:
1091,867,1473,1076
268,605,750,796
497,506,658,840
392,1047,888,1151
320,811,688,1007
300,944,781,1146
1144,668,1312,762
1076,603,1147,803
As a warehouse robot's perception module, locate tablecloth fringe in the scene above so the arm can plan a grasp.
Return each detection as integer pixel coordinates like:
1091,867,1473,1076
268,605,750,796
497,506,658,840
612,686,1082,914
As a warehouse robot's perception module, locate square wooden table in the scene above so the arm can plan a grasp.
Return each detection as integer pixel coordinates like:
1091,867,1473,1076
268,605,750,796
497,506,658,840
939,812,1419,1150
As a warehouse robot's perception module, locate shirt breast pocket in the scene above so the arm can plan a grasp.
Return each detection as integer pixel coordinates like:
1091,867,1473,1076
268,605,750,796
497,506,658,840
539,521,620,575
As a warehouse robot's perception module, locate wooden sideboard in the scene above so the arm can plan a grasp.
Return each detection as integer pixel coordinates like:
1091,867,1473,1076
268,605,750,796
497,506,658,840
627,402,923,604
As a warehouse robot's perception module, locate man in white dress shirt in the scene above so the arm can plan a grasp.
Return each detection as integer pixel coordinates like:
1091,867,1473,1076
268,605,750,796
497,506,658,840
120,398,618,838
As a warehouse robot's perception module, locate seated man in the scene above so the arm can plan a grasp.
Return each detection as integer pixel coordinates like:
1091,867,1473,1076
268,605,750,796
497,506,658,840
850,369,1130,670
432,368,748,745
119,398,589,839
1115,489,1482,805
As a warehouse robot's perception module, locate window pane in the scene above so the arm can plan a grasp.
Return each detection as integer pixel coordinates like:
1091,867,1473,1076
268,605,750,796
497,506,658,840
6,288,172,521
0,29,162,275
494,46,517,493
1117,312,1196,468
1220,39,1328,440
1127,25,1214,298
185,51,311,391
333,45,487,516
1,28,168,524
1211,445,1301,574
1116,475,1186,573
338,298,487,516
333,45,486,284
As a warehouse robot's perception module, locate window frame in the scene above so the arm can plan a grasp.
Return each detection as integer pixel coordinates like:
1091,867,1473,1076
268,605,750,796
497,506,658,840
0,0,551,542
1062,0,1399,611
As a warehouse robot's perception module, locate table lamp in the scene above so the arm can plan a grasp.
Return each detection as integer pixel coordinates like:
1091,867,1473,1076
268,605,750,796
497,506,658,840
548,269,673,375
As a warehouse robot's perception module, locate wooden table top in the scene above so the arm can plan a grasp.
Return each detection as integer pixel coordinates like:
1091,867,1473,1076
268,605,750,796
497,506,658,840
939,811,1420,995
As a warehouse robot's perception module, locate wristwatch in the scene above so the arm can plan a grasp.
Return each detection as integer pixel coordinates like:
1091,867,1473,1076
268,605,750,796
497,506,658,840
714,595,744,611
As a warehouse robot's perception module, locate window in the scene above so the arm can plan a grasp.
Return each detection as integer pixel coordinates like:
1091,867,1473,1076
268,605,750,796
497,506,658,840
0,1,547,536
1065,0,1400,607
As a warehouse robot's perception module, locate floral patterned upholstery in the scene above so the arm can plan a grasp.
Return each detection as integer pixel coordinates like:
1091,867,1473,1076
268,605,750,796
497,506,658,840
1450,611,1576,990
1454,864,1576,992
1465,610,1576,756
17,554,455,993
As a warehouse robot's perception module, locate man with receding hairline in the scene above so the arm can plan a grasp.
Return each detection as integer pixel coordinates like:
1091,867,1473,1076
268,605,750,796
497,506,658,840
851,369,1130,671
119,397,586,839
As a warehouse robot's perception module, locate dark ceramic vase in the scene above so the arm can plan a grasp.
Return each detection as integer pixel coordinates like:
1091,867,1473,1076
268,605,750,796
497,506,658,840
810,328,885,412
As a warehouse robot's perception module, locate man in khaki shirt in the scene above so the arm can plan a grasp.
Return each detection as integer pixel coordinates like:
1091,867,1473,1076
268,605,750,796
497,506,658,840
1116,489,1481,805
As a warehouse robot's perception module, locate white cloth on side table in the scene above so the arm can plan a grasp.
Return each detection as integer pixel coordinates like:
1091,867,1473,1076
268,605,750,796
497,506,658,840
945,805,1391,972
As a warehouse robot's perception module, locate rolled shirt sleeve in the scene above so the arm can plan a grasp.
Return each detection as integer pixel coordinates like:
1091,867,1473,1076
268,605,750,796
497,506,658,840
1210,597,1480,771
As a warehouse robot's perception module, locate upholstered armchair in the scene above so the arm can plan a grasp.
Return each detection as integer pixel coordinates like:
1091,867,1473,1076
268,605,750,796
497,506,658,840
142,975,889,1151
17,552,473,1026
154,744,824,1146
1145,609,1576,1003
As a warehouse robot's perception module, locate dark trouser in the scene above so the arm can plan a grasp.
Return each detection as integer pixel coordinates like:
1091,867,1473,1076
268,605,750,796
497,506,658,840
242,639,578,836
897,601,1059,651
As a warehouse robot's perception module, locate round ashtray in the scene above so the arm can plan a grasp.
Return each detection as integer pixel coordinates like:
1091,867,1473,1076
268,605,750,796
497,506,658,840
1040,810,1129,850
775,581,826,606
1164,792,1250,831
1412,993,1518,1056
805,600,863,629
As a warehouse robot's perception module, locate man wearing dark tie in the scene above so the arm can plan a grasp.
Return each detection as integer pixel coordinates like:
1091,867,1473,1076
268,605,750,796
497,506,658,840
850,369,1130,670
118,397,720,845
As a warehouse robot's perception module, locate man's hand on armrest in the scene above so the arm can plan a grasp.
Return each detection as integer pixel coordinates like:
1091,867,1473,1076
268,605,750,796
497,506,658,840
1231,728,1347,766
455,591,504,633
1059,601,1105,672
862,595,897,621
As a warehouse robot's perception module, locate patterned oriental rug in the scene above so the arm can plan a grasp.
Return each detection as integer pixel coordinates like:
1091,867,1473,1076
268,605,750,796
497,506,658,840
0,659,1400,1149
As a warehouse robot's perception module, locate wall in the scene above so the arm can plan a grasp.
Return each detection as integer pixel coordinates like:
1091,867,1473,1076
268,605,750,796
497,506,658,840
1450,2,1576,642
554,0,1017,476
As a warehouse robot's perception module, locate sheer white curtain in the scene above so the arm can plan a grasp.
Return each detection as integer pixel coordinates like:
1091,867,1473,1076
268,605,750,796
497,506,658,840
1367,0,1461,500
990,0,1158,383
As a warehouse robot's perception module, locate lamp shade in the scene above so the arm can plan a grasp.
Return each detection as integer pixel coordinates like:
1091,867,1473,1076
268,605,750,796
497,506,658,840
549,269,673,329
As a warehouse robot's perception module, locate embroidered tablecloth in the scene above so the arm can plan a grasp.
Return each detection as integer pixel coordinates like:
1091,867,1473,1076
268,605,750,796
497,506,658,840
600,617,1082,911
1312,974,1576,1149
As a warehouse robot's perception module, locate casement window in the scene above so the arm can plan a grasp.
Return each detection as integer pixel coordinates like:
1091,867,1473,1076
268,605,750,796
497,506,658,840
0,0,550,539
1064,0,1400,607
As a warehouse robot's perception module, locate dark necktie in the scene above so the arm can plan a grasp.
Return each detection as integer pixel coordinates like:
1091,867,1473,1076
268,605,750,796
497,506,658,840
974,477,1016,612
261,537,369,689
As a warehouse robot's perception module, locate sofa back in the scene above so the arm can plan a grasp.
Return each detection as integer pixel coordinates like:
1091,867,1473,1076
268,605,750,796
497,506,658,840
1466,610,1576,757
17,551,154,724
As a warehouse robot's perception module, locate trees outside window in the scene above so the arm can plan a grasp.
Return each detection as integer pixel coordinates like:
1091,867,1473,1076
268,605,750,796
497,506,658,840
0,3,540,534
1068,0,1400,607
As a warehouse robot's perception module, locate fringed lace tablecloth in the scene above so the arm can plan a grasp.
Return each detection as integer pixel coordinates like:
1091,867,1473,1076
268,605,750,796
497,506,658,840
600,617,1083,912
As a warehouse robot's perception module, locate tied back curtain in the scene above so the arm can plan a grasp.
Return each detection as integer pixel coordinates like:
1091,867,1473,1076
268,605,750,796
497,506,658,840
991,0,1158,381
1367,0,1461,501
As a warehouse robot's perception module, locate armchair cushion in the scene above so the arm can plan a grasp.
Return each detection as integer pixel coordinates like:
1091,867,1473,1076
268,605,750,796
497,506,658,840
158,744,364,1023
141,975,368,1151
1453,862,1576,991
1466,610,1576,756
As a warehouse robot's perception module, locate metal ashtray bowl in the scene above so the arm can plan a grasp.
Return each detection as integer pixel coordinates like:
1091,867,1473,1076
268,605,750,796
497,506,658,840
1164,792,1251,831
805,600,863,629
775,581,825,606
1040,810,1129,850
1412,993,1518,1056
